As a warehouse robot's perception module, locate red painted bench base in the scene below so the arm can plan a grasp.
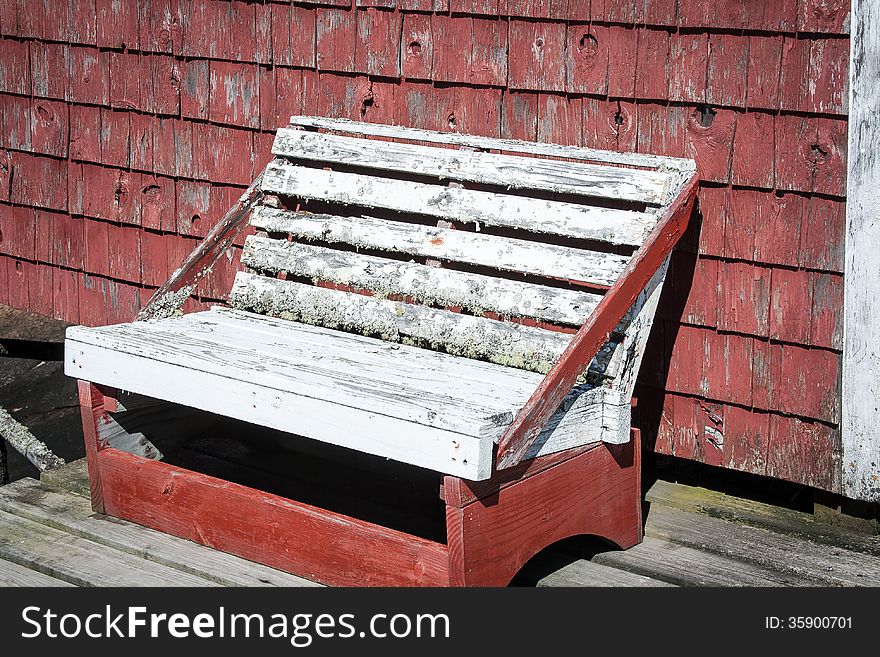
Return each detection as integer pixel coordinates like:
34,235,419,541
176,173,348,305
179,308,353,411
78,381,642,587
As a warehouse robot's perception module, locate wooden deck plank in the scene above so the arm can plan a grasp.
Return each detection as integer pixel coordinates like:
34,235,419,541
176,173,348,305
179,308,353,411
272,127,670,204
592,536,819,586
645,505,880,587
0,478,316,587
0,557,73,586
249,208,632,288
536,559,676,587
0,508,222,587
260,160,656,247
646,479,880,557
240,239,602,326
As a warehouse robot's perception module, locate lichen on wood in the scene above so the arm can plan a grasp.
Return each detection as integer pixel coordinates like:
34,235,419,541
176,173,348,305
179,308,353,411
0,407,65,473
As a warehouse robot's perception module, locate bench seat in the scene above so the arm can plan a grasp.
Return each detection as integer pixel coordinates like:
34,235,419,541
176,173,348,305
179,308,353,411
66,306,618,479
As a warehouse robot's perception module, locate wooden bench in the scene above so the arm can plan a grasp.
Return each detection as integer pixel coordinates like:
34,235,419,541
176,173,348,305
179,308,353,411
66,117,698,586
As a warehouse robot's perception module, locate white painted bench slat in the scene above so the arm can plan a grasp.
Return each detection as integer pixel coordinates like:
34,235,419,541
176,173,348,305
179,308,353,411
249,207,630,288
240,237,602,326
260,160,656,247
272,128,669,205
229,275,571,374
288,115,695,173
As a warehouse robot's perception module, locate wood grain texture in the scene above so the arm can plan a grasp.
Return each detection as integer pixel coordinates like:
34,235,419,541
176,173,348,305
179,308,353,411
446,438,640,586
0,478,314,587
592,536,816,587
260,159,657,246
842,0,880,502
0,556,73,586
645,505,880,586
286,115,695,171
98,449,451,587
241,238,602,326
272,127,670,204
248,208,630,288
0,507,219,586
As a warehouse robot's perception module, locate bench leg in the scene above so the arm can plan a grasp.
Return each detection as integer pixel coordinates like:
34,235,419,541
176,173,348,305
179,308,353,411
77,380,118,514
445,435,642,587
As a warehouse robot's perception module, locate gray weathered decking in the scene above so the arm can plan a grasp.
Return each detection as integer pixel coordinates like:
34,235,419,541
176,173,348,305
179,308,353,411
1,459,878,587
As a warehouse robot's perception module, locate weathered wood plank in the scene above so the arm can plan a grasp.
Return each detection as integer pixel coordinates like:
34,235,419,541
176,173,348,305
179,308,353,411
646,479,880,558
249,207,631,288
0,478,315,587
67,335,493,478
0,508,220,586
272,127,670,204
98,449,452,587
40,457,91,497
287,115,696,173
842,0,880,502
241,238,602,326
139,172,263,321
0,557,73,586
645,505,880,587
229,275,571,374
592,536,818,586
260,160,657,246
536,559,676,587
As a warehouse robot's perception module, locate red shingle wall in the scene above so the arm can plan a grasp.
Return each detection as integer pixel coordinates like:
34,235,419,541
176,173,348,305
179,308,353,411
0,0,849,492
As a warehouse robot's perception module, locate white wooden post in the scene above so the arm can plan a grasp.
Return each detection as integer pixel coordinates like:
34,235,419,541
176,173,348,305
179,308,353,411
843,0,880,502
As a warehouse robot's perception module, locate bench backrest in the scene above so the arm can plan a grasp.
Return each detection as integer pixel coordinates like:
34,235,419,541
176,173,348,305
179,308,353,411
229,116,693,383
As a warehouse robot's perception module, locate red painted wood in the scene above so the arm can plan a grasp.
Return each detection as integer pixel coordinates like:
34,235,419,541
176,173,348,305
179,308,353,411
496,174,698,469
636,102,686,159
814,117,847,197
667,33,709,103
746,35,783,110
810,272,844,350
500,91,537,141
753,192,804,268
448,437,641,586
605,25,637,97
766,414,840,491
99,448,451,587
0,39,30,95
565,24,609,95
77,380,111,513
356,9,401,78
684,107,736,184
9,152,68,211
316,8,356,74
138,173,262,319
775,113,818,193
401,13,433,81
706,33,749,108
797,0,851,34
634,28,670,101
716,261,770,337
443,443,598,508
508,20,566,92
800,197,844,273
30,42,69,101
731,111,775,189
769,267,814,345
209,62,260,129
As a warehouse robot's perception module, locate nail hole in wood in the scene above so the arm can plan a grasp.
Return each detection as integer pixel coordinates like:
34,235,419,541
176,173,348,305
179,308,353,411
693,105,716,128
